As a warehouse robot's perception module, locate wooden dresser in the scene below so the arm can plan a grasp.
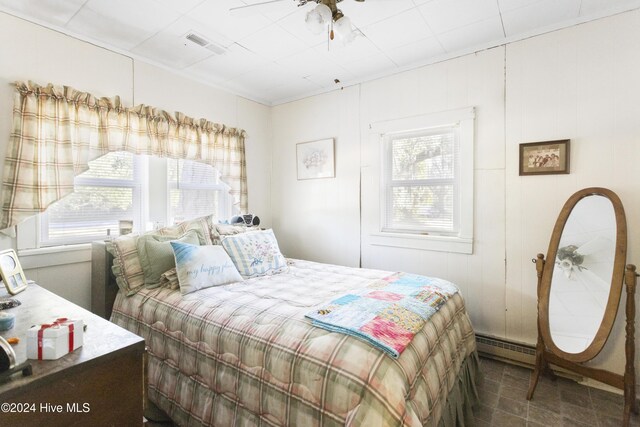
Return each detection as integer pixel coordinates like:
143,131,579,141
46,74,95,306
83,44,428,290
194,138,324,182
0,284,145,426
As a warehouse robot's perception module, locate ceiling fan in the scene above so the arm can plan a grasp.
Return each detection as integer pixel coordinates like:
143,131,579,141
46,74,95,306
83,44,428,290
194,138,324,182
230,0,365,43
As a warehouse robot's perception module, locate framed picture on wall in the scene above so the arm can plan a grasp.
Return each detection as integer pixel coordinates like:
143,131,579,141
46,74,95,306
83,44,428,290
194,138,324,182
519,139,570,176
296,138,335,180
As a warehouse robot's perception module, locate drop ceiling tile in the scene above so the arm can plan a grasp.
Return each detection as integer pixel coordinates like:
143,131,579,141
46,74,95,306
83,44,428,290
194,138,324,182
66,0,179,50
188,0,272,41
238,24,308,60
579,0,640,15
276,49,348,79
315,35,381,64
340,53,397,79
186,43,270,83
362,8,433,51
304,67,356,88
226,63,299,93
132,35,214,69
497,0,545,13
0,0,86,26
501,0,581,36
419,0,501,34
152,14,233,48
264,78,323,103
131,16,232,69
153,0,205,15
384,36,444,68
242,0,300,22
338,0,416,28
436,15,505,52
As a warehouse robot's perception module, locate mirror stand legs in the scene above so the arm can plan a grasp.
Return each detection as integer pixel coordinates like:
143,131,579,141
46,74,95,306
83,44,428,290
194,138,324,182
623,264,638,425
528,254,551,400
526,339,556,400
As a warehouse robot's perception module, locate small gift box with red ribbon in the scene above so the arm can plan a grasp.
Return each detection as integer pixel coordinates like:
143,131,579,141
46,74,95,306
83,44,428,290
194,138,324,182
26,318,84,360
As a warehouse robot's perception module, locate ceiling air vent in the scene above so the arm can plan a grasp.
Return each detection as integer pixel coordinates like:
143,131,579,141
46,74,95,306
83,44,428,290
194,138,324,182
185,31,227,55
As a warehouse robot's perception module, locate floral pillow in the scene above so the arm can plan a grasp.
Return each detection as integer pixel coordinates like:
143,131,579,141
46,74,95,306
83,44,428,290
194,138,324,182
171,242,243,295
221,229,288,278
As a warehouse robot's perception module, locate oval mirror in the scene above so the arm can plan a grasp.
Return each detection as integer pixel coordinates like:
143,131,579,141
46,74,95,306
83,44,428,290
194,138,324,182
540,188,627,363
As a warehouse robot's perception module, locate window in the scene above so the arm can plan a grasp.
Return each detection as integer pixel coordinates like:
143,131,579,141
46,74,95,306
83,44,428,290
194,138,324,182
372,107,474,254
383,127,458,235
39,152,146,246
167,159,232,225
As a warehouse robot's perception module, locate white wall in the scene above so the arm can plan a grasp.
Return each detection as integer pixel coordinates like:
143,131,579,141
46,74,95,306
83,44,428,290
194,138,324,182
505,10,640,379
0,12,271,309
272,47,507,338
359,48,506,339
272,10,640,385
271,87,361,267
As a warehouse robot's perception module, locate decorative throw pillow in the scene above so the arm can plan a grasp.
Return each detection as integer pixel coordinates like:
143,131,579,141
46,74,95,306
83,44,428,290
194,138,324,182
221,229,288,278
106,233,145,296
137,229,202,288
211,223,254,245
106,215,214,296
171,242,243,295
157,215,215,245
159,268,179,290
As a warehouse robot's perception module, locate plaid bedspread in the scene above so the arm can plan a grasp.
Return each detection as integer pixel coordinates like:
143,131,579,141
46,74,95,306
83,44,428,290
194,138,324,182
111,259,476,427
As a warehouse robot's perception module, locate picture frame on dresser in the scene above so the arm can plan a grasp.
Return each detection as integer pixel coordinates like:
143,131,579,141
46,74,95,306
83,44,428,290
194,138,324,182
0,249,28,295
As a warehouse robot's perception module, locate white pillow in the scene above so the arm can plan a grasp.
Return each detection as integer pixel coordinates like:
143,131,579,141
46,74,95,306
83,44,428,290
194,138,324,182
171,242,243,295
221,229,288,278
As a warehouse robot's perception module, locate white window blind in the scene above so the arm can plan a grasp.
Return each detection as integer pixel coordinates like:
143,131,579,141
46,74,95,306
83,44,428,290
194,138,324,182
382,127,459,235
167,159,231,225
39,152,146,246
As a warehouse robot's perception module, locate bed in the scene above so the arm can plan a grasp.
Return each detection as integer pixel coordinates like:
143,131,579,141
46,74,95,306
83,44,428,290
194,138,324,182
91,235,479,427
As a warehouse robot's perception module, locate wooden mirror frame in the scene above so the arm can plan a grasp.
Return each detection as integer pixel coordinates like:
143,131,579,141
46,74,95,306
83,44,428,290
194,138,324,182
527,187,638,426
540,187,626,362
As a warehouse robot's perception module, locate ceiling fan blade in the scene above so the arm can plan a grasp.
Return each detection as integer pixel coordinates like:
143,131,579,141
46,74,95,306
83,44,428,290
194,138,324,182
229,0,291,16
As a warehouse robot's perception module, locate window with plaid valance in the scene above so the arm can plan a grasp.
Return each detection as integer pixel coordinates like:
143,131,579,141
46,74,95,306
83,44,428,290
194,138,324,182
0,81,247,230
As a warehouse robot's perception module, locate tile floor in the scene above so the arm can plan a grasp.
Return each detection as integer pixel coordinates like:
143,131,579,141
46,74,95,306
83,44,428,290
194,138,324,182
145,356,639,426
477,356,640,427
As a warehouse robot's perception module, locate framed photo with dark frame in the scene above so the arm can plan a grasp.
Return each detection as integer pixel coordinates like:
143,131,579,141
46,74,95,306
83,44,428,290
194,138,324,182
519,139,570,176
0,249,28,295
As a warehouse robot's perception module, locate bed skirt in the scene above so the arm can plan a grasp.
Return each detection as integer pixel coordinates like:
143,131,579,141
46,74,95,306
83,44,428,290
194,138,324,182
145,350,482,427
438,351,481,427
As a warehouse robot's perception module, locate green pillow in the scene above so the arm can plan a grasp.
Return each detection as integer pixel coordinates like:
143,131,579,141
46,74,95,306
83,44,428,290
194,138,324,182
137,229,202,288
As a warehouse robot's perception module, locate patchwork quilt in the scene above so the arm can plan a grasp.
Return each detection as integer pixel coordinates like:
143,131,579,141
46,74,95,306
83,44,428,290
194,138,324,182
111,259,476,427
306,273,458,358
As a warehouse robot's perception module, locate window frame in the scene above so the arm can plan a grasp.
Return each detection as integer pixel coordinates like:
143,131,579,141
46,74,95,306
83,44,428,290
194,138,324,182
381,126,460,236
37,153,148,247
370,107,475,254
166,159,233,226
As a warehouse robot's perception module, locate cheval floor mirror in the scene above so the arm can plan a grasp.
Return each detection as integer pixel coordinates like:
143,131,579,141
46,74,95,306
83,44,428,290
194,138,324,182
526,187,638,426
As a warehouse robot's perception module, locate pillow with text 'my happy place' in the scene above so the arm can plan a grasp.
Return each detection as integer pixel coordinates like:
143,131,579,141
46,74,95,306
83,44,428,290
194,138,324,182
170,242,243,295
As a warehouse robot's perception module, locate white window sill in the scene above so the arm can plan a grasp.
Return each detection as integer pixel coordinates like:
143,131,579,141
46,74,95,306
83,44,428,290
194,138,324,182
369,232,473,254
18,244,92,269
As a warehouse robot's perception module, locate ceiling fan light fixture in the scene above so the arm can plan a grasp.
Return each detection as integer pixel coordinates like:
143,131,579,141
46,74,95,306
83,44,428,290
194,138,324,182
334,16,352,38
305,3,332,34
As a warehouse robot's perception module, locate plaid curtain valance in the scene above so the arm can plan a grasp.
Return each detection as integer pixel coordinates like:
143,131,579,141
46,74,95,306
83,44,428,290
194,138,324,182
0,81,247,230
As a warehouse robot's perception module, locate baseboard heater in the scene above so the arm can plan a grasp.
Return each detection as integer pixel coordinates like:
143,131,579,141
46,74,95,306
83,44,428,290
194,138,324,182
475,334,584,383
475,334,536,366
